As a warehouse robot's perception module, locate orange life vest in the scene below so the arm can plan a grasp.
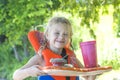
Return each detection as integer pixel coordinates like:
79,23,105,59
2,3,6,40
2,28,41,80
42,48,78,80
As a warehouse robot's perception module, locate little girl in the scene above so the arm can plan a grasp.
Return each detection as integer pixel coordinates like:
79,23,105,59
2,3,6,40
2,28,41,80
13,16,96,80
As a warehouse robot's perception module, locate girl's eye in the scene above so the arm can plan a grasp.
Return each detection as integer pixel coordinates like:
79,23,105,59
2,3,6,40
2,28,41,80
55,32,59,35
64,33,68,36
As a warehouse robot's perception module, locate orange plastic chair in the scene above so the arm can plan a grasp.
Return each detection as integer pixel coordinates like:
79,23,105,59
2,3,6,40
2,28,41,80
28,30,44,53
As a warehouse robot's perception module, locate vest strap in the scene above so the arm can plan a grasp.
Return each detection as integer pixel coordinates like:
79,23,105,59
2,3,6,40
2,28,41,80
61,49,70,80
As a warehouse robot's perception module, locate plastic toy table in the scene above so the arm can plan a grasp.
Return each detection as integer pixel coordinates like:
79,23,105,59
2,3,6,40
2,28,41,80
38,66,112,76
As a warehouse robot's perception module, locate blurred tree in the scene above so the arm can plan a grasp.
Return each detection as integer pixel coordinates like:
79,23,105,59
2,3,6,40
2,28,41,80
0,0,53,61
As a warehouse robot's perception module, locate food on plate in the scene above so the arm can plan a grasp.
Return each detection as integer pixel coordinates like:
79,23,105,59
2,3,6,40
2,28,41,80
50,58,67,66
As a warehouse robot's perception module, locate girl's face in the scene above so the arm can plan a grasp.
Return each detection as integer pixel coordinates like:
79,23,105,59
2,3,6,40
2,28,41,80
46,23,71,51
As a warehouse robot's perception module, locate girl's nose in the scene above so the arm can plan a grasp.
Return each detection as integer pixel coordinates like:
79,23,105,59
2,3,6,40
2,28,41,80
59,34,65,39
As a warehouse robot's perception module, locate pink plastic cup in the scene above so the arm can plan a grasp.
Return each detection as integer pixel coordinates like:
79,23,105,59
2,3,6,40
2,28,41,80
80,40,97,68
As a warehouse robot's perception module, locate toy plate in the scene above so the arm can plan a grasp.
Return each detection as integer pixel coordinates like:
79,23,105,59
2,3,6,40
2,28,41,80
38,66,112,76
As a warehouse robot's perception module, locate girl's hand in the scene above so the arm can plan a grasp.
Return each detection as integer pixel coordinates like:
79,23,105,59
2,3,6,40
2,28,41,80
27,65,47,77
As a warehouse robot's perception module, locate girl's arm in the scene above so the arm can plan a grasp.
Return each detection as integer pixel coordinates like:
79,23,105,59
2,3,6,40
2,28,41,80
13,54,45,80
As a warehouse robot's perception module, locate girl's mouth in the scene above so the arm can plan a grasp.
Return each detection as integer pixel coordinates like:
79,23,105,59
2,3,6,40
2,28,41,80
56,40,65,43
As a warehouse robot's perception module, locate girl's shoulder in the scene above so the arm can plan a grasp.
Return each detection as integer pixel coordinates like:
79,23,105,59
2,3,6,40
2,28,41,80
65,48,75,55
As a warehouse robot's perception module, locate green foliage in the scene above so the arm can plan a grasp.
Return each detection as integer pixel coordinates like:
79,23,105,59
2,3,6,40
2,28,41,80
112,1,120,37
0,41,33,79
0,0,52,46
101,49,120,70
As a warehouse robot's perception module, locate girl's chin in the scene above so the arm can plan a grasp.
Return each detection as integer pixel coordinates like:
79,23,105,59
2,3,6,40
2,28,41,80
55,45,65,49
55,43,67,48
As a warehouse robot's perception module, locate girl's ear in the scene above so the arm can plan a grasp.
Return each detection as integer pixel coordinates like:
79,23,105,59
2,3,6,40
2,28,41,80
45,32,49,41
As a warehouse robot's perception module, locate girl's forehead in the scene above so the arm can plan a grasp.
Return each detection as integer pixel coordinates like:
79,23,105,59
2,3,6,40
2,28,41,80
51,23,70,31
52,23,69,29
